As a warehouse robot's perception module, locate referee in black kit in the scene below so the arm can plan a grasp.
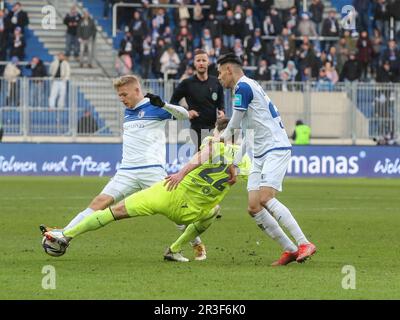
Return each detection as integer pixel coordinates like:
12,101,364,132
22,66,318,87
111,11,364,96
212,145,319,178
170,49,225,150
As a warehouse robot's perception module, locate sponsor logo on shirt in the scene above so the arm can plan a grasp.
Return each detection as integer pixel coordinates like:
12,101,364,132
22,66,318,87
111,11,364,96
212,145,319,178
233,94,242,107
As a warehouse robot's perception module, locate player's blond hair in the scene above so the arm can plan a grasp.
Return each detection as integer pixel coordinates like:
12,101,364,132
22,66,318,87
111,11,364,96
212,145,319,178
113,75,141,90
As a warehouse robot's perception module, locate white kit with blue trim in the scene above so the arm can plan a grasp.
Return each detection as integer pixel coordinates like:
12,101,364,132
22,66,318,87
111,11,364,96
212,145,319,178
233,75,292,158
120,97,172,170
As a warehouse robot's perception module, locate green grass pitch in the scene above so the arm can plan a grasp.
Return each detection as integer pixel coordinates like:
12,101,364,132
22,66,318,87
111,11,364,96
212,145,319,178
1,177,399,300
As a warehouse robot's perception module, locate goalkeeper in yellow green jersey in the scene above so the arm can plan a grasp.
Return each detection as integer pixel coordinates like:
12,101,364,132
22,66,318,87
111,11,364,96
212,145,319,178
42,118,251,262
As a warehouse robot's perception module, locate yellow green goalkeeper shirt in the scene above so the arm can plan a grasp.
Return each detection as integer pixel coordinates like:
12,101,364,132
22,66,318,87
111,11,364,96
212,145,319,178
178,137,251,212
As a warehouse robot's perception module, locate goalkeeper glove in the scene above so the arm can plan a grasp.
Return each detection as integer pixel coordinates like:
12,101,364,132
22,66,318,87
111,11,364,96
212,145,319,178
145,93,166,108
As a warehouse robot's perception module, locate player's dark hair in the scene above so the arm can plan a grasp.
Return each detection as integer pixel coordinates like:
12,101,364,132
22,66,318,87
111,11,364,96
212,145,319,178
217,53,243,66
216,118,230,132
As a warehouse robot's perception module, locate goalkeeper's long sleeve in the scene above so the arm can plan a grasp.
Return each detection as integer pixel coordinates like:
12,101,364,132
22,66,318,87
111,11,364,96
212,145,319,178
163,103,189,120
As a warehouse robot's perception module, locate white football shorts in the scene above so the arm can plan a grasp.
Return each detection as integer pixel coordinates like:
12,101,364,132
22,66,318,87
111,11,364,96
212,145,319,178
247,149,291,192
101,166,167,202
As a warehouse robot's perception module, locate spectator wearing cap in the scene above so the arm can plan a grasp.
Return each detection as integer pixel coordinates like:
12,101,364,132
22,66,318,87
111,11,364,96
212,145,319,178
10,26,25,60
4,56,21,106
6,2,29,34
64,5,81,60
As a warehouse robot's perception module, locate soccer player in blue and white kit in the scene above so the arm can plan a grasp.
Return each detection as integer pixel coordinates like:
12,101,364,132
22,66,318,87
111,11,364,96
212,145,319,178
40,75,207,260
217,54,316,266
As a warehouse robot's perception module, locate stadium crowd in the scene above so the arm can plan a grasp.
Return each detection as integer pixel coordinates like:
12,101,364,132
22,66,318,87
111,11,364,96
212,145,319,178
1,1,400,85
109,0,400,85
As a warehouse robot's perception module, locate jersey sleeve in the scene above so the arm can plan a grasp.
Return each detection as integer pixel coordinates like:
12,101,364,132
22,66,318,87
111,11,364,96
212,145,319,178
233,82,253,111
156,108,173,120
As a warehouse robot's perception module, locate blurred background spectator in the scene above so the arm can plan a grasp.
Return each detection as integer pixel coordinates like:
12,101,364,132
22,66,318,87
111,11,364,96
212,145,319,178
78,110,99,134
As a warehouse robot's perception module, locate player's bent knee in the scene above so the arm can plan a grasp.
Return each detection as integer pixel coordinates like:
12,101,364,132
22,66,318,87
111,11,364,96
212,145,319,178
89,194,114,210
247,205,261,216
110,201,129,220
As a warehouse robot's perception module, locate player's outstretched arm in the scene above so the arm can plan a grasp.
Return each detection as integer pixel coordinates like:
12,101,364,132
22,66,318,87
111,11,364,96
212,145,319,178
145,93,189,120
164,141,213,191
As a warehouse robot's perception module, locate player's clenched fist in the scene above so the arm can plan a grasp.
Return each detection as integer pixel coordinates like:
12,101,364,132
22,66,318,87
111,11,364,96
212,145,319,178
145,93,166,108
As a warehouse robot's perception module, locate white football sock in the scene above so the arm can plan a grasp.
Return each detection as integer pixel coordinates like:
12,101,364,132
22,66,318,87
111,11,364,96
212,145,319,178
253,208,297,252
176,224,202,246
64,208,95,231
266,198,309,245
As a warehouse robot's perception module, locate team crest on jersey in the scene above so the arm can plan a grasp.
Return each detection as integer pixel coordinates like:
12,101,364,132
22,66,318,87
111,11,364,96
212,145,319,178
212,92,218,101
138,110,145,118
